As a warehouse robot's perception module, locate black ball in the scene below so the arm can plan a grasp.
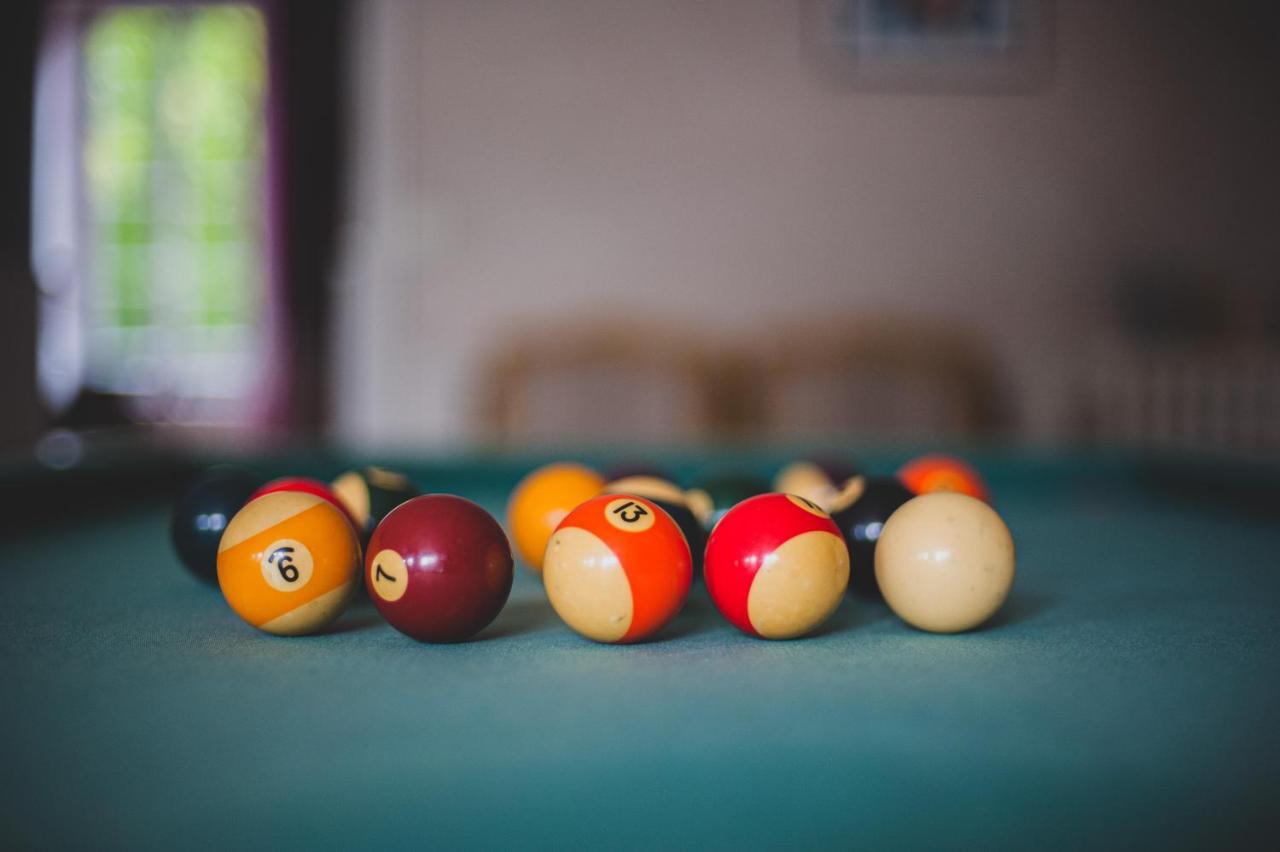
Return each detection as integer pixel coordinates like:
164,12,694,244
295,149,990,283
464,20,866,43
169,467,260,584
686,472,770,531
810,457,862,486
657,500,707,576
829,476,914,598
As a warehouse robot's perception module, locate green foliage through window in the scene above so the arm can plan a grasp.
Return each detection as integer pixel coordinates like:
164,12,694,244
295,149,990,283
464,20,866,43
82,4,267,400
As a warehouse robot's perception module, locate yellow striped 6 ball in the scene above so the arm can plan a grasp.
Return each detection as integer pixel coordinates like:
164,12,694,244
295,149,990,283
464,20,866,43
216,491,362,636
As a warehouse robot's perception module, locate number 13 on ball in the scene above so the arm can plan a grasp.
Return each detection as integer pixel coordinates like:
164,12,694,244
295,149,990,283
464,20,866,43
543,494,692,644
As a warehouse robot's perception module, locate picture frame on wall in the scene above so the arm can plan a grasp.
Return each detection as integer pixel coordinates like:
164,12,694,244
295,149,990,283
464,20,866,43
802,0,1055,93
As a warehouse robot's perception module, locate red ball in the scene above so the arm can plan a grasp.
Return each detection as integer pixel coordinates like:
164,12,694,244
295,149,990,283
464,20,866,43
251,477,358,529
897,454,990,503
365,495,513,642
704,493,850,639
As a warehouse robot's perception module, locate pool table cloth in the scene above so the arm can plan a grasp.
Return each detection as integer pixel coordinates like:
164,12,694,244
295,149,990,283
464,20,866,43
2,451,1277,849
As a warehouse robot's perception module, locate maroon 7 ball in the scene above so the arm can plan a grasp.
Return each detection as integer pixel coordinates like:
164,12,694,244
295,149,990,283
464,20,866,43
365,495,514,642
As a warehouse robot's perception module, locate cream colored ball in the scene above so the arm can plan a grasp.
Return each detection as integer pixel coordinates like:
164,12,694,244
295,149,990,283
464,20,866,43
875,492,1015,633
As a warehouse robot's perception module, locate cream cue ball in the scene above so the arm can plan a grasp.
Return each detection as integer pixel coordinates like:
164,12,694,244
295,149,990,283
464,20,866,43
875,492,1015,633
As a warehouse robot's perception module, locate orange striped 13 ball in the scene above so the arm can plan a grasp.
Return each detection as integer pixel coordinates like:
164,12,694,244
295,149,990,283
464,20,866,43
543,494,692,643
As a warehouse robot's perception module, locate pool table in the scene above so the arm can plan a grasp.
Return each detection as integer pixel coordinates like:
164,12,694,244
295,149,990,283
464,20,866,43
2,447,1278,849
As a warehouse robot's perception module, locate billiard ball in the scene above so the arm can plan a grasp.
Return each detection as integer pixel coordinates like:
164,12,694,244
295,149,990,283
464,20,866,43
367,495,513,642
543,493,692,643
684,472,770,530
876,492,1015,633
506,462,607,574
170,467,260,584
602,461,670,482
250,476,358,529
897,454,990,502
216,491,362,635
704,493,849,639
828,476,914,597
602,476,705,573
772,458,860,511
331,465,421,541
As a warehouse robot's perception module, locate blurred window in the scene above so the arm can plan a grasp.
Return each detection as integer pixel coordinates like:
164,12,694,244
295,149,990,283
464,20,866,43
33,4,270,426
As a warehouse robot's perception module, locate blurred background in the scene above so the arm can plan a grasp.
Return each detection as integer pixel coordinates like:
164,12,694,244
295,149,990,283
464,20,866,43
1,0,1278,460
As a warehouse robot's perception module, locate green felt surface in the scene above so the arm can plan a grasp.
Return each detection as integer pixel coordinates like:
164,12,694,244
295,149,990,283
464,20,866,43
2,459,1279,849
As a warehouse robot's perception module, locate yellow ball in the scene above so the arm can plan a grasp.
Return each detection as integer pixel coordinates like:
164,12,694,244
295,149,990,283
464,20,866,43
216,491,362,635
875,492,1015,633
506,463,606,573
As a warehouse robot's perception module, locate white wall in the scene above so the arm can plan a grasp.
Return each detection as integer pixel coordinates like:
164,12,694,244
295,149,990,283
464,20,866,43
332,0,1280,449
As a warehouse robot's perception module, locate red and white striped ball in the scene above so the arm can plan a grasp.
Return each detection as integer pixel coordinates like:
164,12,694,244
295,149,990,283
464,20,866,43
704,493,850,639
